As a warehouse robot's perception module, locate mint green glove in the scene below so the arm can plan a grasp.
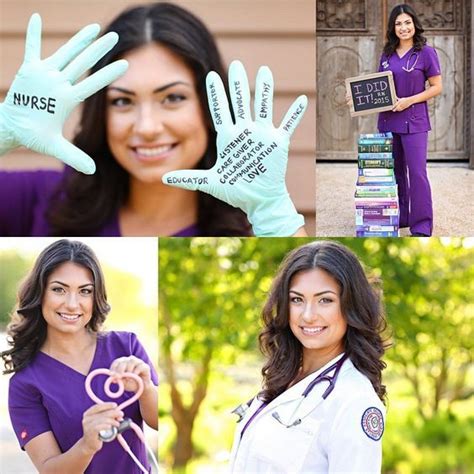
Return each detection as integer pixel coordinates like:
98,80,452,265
0,13,128,174
162,60,307,236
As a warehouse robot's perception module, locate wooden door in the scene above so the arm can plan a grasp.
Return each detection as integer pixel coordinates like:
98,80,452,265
316,0,472,163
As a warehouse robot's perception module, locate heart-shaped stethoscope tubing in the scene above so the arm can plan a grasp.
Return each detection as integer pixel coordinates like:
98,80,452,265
85,368,159,473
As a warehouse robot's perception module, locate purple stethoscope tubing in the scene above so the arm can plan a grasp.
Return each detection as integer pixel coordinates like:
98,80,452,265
239,354,348,436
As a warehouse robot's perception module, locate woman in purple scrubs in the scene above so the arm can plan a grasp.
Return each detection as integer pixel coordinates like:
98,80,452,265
378,4,442,236
1,239,158,473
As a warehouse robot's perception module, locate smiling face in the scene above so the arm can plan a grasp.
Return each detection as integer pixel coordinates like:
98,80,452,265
288,268,347,367
41,261,94,336
105,43,209,184
394,12,415,43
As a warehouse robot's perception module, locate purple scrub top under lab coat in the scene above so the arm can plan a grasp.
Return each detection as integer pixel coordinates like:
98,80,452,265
0,170,199,236
8,331,158,474
378,45,441,133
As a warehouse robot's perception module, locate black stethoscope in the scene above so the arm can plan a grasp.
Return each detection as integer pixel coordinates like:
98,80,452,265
233,354,348,435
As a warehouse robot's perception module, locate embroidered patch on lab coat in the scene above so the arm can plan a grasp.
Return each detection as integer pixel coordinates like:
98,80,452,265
361,407,384,441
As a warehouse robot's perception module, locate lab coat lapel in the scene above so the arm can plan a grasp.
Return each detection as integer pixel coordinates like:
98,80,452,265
256,353,347,422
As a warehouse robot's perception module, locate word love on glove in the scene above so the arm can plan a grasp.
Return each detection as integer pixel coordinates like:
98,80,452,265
0,14,128,174
163,60,307,237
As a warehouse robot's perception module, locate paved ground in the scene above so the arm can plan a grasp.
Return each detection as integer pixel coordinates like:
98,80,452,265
316,163,474,237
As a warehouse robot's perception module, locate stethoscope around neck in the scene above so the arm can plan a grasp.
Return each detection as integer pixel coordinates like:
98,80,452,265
233,354,348,434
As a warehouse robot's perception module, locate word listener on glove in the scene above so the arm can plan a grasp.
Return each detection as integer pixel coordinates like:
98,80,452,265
162,60,307,236
0,13,128,174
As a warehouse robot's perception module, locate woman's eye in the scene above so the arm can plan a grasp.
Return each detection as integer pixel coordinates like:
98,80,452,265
319,297,333,304
81,288,93,295
163,93,186,105
290,296,303,304
51,287,65,294
110,97,132,107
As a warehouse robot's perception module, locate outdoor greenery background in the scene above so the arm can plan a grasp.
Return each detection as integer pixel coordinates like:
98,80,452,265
159,237,474,474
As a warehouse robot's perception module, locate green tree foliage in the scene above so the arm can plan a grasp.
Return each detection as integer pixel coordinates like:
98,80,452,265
0,251,31,328
160,237,473,472
340,238,474,419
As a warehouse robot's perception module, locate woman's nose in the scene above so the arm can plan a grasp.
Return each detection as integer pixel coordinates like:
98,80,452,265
65,292,80,310
301,302,317,323
134,104,164,138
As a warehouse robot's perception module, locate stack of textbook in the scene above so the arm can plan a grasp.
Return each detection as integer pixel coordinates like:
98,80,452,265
355,132,399,237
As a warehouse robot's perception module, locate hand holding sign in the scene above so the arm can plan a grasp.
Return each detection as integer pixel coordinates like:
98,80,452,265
346,72,398,117
0,13,128,174
163,60,307,236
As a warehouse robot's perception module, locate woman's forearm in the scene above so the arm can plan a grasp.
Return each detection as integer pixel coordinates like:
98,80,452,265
138,384,159,429
410,82,442,105
38,438,95,474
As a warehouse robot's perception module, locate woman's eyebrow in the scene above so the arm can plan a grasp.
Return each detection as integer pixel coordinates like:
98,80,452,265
49,281,94,288
289,289,338,297
107,81,192,95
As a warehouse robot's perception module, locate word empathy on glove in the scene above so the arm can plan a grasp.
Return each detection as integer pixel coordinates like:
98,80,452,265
12,92,56,114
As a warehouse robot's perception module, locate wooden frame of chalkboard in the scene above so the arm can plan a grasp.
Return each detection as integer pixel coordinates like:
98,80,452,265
346,71,398,117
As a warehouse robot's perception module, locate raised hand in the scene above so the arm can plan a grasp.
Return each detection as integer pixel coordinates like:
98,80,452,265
162,60,307,236
0,13,128,174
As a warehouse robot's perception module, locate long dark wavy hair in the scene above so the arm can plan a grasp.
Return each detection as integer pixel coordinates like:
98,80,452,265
383,4,427,56
1,240,111,374
259,240,388,404
47,2,249,236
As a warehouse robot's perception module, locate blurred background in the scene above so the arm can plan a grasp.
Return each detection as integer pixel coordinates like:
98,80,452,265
0,0,316,233
159,237,474,474
0,237,158,473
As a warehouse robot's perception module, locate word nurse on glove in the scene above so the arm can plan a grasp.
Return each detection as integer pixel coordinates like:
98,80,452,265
163,60,307,237
0,13,128,174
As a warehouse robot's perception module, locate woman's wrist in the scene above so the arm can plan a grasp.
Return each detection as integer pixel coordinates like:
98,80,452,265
0,103,18,155
76,436,99,457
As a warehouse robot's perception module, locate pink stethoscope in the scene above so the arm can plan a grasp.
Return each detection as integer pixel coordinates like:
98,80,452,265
85,368,159,473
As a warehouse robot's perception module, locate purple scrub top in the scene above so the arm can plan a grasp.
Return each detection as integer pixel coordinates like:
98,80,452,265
8,331,158,474
378,45,441,133
0,170,199,236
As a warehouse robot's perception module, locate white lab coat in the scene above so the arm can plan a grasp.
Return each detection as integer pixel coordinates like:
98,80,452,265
229,353,385,473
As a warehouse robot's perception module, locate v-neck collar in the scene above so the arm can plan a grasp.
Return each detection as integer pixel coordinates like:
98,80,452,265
396,45,414,59
37,335,101,377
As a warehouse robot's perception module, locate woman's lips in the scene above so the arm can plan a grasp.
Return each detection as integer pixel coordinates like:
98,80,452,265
300,326,327,336
130,144,177,162
57,312,81,323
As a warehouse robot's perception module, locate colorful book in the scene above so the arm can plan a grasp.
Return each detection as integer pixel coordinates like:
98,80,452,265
358,158,394,168
358,144,393,153
359,132,393,139
358,138,393,145
355,185,398,198
358,153,393,160
358,168,394,177
356,176,396,186
356,231,399,237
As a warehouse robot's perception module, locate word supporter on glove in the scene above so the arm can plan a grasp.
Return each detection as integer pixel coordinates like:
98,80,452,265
162,60,307,237
0,13,128,174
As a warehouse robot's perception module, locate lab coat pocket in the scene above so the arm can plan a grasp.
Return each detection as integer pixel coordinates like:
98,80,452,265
252,414,320,473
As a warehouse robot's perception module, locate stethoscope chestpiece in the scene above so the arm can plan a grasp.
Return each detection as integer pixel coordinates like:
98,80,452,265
232,403,249,423
99,417,133,442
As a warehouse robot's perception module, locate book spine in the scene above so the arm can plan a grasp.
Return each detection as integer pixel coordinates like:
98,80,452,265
358,138,393,145
358,168,394,177
358,144,393,153
358,153,392,159
358,159,394,168
359,132,393,139
356,231,399,237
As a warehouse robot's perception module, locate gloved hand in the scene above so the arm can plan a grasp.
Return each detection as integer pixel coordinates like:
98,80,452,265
0,13,128,174
162,60,307,236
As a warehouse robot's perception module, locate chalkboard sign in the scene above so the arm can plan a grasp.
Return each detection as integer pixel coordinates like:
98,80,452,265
346,71,397,117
